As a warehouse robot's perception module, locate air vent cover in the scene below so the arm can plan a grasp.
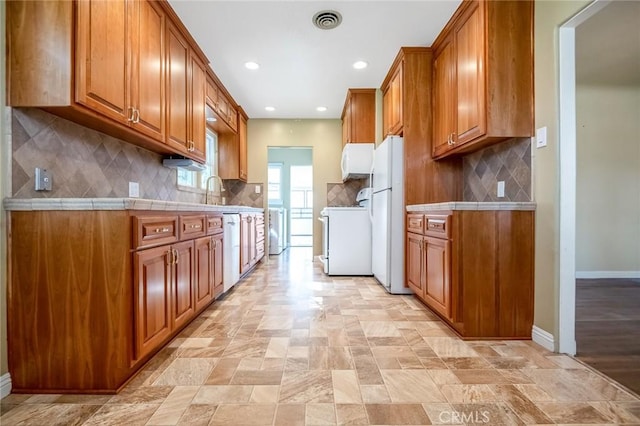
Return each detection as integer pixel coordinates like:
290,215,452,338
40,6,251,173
312,10,342,30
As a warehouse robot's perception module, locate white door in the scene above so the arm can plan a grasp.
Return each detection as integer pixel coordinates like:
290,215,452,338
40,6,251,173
371,190,390,288
372,138,391,192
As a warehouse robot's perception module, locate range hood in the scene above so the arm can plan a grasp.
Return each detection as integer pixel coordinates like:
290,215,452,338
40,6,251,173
162,156,207,172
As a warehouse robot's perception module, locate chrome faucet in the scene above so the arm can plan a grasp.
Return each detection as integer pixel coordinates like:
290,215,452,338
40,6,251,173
205,175,225,205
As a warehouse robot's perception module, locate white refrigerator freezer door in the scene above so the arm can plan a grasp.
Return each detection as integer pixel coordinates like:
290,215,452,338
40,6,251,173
371,190,390,288
372,138,391,192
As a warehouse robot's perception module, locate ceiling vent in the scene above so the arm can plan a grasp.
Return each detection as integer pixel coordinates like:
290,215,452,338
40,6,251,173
312,10,342,30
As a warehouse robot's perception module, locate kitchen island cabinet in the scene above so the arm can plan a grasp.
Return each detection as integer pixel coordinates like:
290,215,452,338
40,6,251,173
431,0,534,159
240,212,265,275
5,199,262,393
406,203,535,339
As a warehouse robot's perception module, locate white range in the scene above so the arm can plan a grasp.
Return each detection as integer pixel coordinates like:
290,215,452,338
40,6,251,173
319,207,372,276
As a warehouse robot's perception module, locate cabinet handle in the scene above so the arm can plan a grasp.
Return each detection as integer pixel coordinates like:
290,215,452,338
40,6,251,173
166,249,174,265
133,108,140,124
127,107,135,122
189,224,201,229
173,248,179,265
155,227,170,233
247,216,252,223
450,132,456,145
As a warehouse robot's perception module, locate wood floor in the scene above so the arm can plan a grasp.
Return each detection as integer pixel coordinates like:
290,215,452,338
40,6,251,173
576,278,640,396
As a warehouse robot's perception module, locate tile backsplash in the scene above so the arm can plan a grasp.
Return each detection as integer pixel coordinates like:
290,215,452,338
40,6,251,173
463,137,532,202
224,180,264,208
10,108,263,207
327,178,369,207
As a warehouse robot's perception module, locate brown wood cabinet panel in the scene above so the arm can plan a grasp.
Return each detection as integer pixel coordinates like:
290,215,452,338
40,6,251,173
171,240,196,330
180,214,206,240
239,113,248,181
424,237,451,319
190,54,207,161
407,214,424,234
406,232,425,297
166,21,190,154
341,89,376,145
496,210,535,337
133,215,179,249
75,0,129,124
219,109,248,182
432,40,456,158
213,233,224,297
131,0,166,141
134,245,172,361
9,211,133,392
194,236,214,311
206,215,224,235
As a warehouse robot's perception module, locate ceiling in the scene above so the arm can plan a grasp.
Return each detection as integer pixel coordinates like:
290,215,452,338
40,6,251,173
576,0,640,86
167,1,462,119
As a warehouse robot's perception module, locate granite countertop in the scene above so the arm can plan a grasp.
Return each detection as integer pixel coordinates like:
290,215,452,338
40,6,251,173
406,201,536,212
3,198,264,213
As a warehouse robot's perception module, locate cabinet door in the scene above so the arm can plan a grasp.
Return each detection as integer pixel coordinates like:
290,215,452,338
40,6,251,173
134,245,172,360
130,0,165,142
432,40,456,158
388,64,403,135
342,96,352,144
213,233,224,297
406,233,425,297
455,4,485,144
75,0,129,124
240,214,251,274
194,237,213,312
172,241,195,330
189,53,207,162
166,22,190,154
424,237,451,319
239,114,248,182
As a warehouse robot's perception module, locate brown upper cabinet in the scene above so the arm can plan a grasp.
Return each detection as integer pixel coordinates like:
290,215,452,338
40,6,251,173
7,0,241,165
341,89,376,146
218,107,249,182
431,0,534,159
382,64,403,137
206,76,238,133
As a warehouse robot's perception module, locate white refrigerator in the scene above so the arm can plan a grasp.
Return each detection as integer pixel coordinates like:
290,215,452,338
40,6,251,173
370,136,412,294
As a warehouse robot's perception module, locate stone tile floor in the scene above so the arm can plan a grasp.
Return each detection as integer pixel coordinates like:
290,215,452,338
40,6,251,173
1,248,639,425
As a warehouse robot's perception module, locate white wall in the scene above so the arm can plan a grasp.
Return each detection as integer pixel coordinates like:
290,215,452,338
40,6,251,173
248,119,342,256
576,85,640,275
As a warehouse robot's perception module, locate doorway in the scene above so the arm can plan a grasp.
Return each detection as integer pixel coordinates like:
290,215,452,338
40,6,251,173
267,147,313,249
559,0,640,394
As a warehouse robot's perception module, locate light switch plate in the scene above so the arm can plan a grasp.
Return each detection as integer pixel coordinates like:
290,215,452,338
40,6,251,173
536,126,548,148
35,168,52,191
497,181,505,198
129,182,140,198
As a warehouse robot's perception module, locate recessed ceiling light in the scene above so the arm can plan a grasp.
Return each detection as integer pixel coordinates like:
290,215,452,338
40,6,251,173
353,61,368,70
316,106,327,112
244,61,260,70
265,106,275,112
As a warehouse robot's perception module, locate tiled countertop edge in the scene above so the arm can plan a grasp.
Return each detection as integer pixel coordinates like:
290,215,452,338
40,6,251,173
407,202,536,212
3,198,264,213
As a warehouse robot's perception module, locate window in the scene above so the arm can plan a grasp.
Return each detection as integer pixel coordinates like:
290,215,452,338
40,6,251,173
268,163,283,204
177,130,218,190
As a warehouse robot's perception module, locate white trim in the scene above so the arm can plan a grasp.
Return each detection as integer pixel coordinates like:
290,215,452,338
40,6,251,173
0,373,11,399
576,271,640,279
532,326,556,352
558,0,610,357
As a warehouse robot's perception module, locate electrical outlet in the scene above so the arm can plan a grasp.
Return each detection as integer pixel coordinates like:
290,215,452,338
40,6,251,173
129,182,140,198
35,168,52,191
497,181,505,198
536,126,547,148
255,185,261,194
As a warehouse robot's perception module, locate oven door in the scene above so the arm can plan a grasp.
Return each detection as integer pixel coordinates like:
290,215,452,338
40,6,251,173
318,215,329,274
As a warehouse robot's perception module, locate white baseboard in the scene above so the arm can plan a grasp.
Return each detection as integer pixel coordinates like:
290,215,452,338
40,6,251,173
0,373,11,399
576,271,640,279
532,326,555,352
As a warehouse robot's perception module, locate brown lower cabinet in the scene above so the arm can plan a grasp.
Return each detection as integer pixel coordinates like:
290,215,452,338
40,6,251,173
7,209,230,393
406,209,534,339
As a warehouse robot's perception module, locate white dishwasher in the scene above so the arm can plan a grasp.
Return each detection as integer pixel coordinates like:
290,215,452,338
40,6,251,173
223,214,240,293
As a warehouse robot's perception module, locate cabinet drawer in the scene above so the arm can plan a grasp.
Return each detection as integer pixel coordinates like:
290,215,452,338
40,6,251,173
180,215,206,239
255,214,265,225
425,215,451,238
255,240,265,258
256,223,265,242
407,214,424,234
133,215,179,249
206,215,223,235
